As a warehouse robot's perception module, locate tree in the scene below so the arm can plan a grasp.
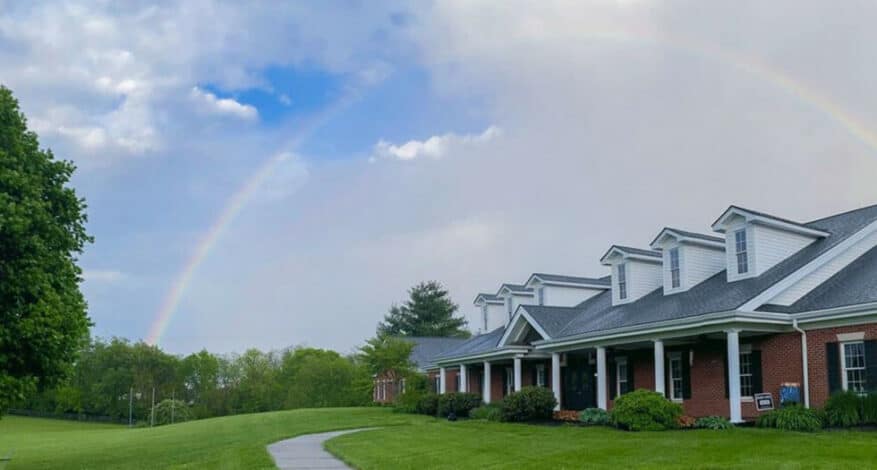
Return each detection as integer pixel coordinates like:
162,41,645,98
358,336,415,379
280,348,365,408
377,281,469,338
0,86,91,415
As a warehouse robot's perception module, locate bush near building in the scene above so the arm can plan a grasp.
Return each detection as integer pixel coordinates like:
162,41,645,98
500,386,557,422
611,389,682,431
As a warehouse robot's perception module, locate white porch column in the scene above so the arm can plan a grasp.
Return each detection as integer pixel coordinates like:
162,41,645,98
439,367,447,394
596,347,608,410
483,361,492,404
513,357,522,392
727,329,743,423
551,352,561,410
459,364,468,393
654,339,665,396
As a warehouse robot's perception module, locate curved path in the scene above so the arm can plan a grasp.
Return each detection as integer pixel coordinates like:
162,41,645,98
268,428,374,469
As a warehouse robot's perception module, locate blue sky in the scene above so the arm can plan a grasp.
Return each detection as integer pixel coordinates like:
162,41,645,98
4,1,877,355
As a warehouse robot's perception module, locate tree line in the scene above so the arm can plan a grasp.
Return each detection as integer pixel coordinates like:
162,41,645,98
16,338,374,423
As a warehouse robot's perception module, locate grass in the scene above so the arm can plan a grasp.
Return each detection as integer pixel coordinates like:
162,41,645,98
5,409,877,469
0,408,423,469
326,419,877,469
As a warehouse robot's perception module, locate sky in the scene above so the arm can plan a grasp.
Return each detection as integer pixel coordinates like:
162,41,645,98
3,0,877,356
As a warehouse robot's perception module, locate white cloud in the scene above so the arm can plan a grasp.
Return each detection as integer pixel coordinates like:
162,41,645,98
190,86,258,120
252,152,310,203
372,126,501,161
83,269,127,283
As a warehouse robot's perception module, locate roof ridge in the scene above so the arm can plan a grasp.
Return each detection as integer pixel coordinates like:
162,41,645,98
806,202,877,226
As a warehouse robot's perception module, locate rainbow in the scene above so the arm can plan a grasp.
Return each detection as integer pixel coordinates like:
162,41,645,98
146,29,877,347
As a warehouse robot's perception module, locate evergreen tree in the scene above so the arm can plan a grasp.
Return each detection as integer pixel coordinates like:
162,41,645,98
377,281,469,338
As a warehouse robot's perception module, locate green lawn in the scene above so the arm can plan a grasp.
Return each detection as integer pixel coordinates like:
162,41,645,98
4,409,877,469
0,408,423,469
327,418,877,469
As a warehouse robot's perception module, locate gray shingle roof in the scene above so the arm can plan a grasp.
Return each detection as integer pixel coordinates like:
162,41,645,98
433,327,506,360
531,273,611,286
760,244,877,314
713,205,830,235
557,203,877,338
404,337,470,369
651,227,724,246
523,305,582,337
474,293,503,303
500,283,533,294
605,245,663,259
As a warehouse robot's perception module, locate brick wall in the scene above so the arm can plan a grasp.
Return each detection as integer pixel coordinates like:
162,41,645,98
806,323,877,407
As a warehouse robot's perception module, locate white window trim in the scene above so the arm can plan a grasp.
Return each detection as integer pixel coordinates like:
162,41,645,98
841,340,867,394
481,305,489,332
735,229,749,275
669,248,681,289
537,287,545,306
668,352,684,403
506,297,514,318
616,357,628,396
505,367,514,395
617,263,628,300
739,350,754,399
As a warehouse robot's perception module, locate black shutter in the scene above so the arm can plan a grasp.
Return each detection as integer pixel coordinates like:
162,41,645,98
865,340,877,392
682,350,692,400
531,366,537,387
664,356,670,398
751,350,763,394
723,350,729,398
627,356,635,393
827,342,841,396
609,355,617,400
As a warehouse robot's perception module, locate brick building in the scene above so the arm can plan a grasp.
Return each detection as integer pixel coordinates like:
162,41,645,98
424,204,877,422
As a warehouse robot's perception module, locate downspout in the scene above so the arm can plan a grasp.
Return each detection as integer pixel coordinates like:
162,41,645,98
792,319,810,408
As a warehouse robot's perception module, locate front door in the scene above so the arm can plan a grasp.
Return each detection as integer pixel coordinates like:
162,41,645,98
562,354,596,410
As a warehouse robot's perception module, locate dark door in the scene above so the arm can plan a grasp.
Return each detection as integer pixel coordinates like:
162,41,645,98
562,354,596,410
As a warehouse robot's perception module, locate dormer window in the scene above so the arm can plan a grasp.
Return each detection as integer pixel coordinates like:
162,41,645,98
536,287,545,305
669,248,680,288
506,297,513,317
481,305,488,331
617,263,628,300
734,229,748,274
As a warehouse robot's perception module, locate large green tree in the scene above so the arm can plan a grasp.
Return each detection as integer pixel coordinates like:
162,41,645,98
0,86,91,415
377,281,469,338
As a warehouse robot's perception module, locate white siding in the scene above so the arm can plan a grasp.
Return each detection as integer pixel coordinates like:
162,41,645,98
543,285,604,306
770,227,877,306
751,225,815,275
482,303,506,332
663,243,723,294
724,219,752,282
613,260,662,305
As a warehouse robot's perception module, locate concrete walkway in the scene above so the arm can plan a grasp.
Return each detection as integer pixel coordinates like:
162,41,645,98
267,428,374,469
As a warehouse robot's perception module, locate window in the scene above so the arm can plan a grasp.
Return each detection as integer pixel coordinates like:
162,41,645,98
434,376,440,393
536,364,546,387
400,378,406,394
617,263,628,300
735,229,748,274
537,287,545,306
739,351,753,397
506,297,514,317
669,247,681,288
842,341,867,393
616,357,629,396
669,353,683,401
504,367,514,395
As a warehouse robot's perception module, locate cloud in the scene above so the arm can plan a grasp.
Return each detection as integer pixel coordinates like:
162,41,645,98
82,269,127,283
190,86,258,121
372,126,501,161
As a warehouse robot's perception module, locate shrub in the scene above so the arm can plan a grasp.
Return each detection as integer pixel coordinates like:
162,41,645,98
824,391,861,428
610,389,682,431
415,394,439,416
501,386,558,422
437,392,482,418
694,416,733,430
393,389,425,414
757,406,823,432
470,403,503,421
579,408,611,426
861,393,877,424
150,399,192,426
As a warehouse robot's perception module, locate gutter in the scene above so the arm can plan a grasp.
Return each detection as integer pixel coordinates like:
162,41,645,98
792,319,810,408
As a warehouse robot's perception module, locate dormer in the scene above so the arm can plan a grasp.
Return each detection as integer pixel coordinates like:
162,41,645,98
473,293,505,333
600,245,663,305
649,228,726,295
524,273,610,306
711,206,829,282
496,284,535,323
